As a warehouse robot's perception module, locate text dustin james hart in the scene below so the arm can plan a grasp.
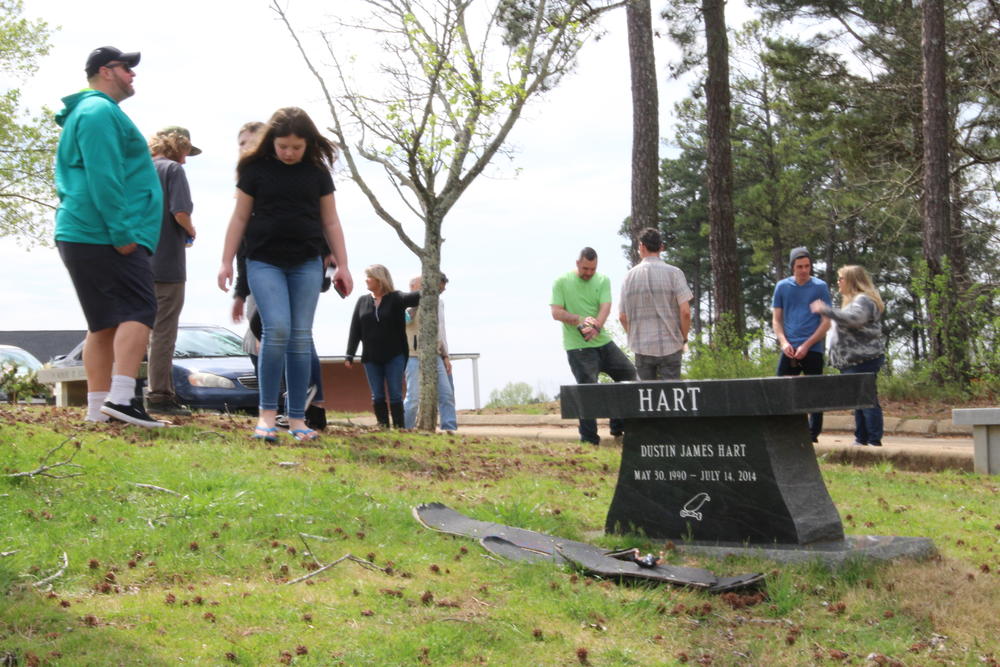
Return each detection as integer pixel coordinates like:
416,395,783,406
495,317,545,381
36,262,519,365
637,386,702,413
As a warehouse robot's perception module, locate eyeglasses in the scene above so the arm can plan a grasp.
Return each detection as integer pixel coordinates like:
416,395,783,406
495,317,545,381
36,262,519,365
104,62,133,73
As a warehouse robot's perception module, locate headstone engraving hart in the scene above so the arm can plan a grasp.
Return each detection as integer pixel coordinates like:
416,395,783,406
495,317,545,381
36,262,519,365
560,375,877,545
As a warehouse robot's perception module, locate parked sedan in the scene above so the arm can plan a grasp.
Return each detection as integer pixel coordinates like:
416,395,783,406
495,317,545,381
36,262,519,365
51,325,259,413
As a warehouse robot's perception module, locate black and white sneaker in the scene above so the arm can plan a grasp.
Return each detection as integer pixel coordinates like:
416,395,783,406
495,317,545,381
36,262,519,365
101,398,165,428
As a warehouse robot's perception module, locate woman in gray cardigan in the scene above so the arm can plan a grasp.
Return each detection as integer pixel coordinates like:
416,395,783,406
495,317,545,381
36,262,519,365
811,265,886,446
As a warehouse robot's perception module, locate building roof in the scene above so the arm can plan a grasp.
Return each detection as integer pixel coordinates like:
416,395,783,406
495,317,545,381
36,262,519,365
0,330,86,364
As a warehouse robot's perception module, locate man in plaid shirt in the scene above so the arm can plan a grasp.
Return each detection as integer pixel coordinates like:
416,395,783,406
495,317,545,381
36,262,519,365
619,227,692,380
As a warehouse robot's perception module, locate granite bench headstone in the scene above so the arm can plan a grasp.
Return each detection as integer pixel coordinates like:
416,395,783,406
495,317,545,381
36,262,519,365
560,375,936,563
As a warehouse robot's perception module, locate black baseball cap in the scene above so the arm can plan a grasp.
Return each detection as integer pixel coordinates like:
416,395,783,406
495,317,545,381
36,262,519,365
85,46,140,77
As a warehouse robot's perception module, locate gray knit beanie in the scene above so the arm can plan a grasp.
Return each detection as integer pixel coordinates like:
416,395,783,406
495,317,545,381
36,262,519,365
788,246,811,272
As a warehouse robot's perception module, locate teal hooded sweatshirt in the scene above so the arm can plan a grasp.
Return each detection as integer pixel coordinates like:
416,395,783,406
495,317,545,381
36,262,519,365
54,89,162,252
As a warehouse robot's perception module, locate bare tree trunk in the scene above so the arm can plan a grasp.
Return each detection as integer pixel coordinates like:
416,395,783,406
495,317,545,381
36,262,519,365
691,259,702,337
702,0,743,345
922,0,951,276
416,210,444,431
626,0,659,266
921,0,965,381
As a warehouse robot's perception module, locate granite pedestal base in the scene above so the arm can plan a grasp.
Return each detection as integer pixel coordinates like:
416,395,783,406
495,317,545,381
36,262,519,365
674,535,937,566
604,415,843,544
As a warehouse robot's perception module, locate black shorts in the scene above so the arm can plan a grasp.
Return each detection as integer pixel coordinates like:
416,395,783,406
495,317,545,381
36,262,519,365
57,241,157,331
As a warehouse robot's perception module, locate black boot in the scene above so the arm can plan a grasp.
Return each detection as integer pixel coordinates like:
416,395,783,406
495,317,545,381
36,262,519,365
305,404,327,431
390,402,405,429
373,402,390,429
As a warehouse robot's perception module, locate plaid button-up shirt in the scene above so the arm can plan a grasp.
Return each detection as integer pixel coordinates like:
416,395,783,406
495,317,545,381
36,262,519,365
619,256,692,357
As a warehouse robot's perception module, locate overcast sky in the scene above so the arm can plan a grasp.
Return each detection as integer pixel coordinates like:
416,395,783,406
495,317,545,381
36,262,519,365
4,0,753,409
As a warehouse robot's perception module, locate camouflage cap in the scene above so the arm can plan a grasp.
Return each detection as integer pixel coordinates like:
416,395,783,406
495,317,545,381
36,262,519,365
157,126,202,156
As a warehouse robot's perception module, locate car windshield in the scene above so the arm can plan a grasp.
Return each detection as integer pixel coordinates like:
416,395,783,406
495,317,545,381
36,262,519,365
0,348,43,373
173,327,245,358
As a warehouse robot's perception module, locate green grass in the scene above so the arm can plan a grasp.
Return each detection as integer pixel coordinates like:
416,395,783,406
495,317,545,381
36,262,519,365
1,405,998,666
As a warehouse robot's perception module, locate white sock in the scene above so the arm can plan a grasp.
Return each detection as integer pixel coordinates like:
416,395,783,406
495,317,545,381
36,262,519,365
107,375,136,406
87,391,110,422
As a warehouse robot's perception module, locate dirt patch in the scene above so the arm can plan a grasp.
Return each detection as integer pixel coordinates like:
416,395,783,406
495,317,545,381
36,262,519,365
819,447,973,473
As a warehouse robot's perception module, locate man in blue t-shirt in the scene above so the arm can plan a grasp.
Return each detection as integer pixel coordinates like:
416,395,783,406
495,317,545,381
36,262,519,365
771,246,832,442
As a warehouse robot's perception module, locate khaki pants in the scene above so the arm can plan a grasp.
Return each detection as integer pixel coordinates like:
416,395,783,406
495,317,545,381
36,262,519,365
147,281,185,401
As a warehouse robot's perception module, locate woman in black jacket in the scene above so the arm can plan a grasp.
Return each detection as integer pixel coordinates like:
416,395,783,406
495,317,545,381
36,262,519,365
345,264,418,428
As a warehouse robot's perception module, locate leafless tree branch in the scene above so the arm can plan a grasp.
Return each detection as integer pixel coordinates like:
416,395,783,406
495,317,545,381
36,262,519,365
131,483,188,498
5,435,84,479
284,552,391,585
29,552,68,589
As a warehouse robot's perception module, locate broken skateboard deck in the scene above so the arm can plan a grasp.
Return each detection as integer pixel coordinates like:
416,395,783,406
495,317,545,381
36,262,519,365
414,502,594,555
554,542,765,593
415,503,763,591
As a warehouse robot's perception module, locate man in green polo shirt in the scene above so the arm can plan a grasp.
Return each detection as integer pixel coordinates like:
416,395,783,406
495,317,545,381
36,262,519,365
550,247,636,445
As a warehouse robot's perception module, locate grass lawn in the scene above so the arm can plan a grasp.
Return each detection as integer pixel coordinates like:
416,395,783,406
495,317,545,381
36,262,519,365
1,405,998,666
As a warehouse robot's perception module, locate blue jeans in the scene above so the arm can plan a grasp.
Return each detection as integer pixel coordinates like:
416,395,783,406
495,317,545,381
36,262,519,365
363,354,407,405
840,355,884,445
777,349,825,440
247,257,322,419
566,342,637,444
249,343,324,404
404,356,457,430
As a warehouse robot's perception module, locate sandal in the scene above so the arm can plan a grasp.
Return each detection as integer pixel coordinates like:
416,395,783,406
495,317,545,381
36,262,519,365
291,428,320,442
253,425,278,442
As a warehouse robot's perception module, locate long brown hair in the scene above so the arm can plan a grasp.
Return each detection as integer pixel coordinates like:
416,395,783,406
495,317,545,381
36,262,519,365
237,107,337,176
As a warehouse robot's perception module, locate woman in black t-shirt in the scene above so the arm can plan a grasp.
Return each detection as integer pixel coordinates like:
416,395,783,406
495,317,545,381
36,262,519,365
345,264,418,428
218,107,352,443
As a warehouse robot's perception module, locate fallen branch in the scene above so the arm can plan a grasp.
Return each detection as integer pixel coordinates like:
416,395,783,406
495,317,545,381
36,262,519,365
146,513,188,528
5,436,84,479
285,553,389,585
132,483,188,498
1,550,17,557
298,532,334,542
298,533,324,568
31,552,68,589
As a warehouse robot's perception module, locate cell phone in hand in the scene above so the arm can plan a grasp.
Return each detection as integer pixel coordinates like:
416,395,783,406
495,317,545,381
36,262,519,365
334,279,347,299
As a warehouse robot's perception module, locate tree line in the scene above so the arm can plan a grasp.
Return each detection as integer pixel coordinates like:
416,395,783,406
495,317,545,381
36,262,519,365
623,0,999,392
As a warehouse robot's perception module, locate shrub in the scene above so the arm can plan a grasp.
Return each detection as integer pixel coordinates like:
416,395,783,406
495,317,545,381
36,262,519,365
487,381,549,408
0,363,50,404
684,328,777,380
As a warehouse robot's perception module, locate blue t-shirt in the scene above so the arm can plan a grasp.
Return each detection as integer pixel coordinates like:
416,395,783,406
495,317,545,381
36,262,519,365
771,276,832,352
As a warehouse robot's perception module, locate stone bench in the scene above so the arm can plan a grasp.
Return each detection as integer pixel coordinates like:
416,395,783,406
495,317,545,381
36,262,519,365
952,408,1000,474
36,365,145,408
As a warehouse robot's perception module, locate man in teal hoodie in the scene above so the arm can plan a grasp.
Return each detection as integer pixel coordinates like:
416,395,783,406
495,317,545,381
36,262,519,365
54,46,165,428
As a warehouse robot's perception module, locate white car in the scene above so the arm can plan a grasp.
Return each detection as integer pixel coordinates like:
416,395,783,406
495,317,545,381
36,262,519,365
0,344,45,402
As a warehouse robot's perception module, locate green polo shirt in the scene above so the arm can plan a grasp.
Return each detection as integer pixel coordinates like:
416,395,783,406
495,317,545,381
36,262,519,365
551,270,612,351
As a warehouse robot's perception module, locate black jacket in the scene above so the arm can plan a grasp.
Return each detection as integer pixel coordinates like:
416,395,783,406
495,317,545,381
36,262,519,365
346,290,420,363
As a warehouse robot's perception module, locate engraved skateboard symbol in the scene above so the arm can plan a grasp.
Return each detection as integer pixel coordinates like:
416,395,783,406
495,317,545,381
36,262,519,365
680,492,711,521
